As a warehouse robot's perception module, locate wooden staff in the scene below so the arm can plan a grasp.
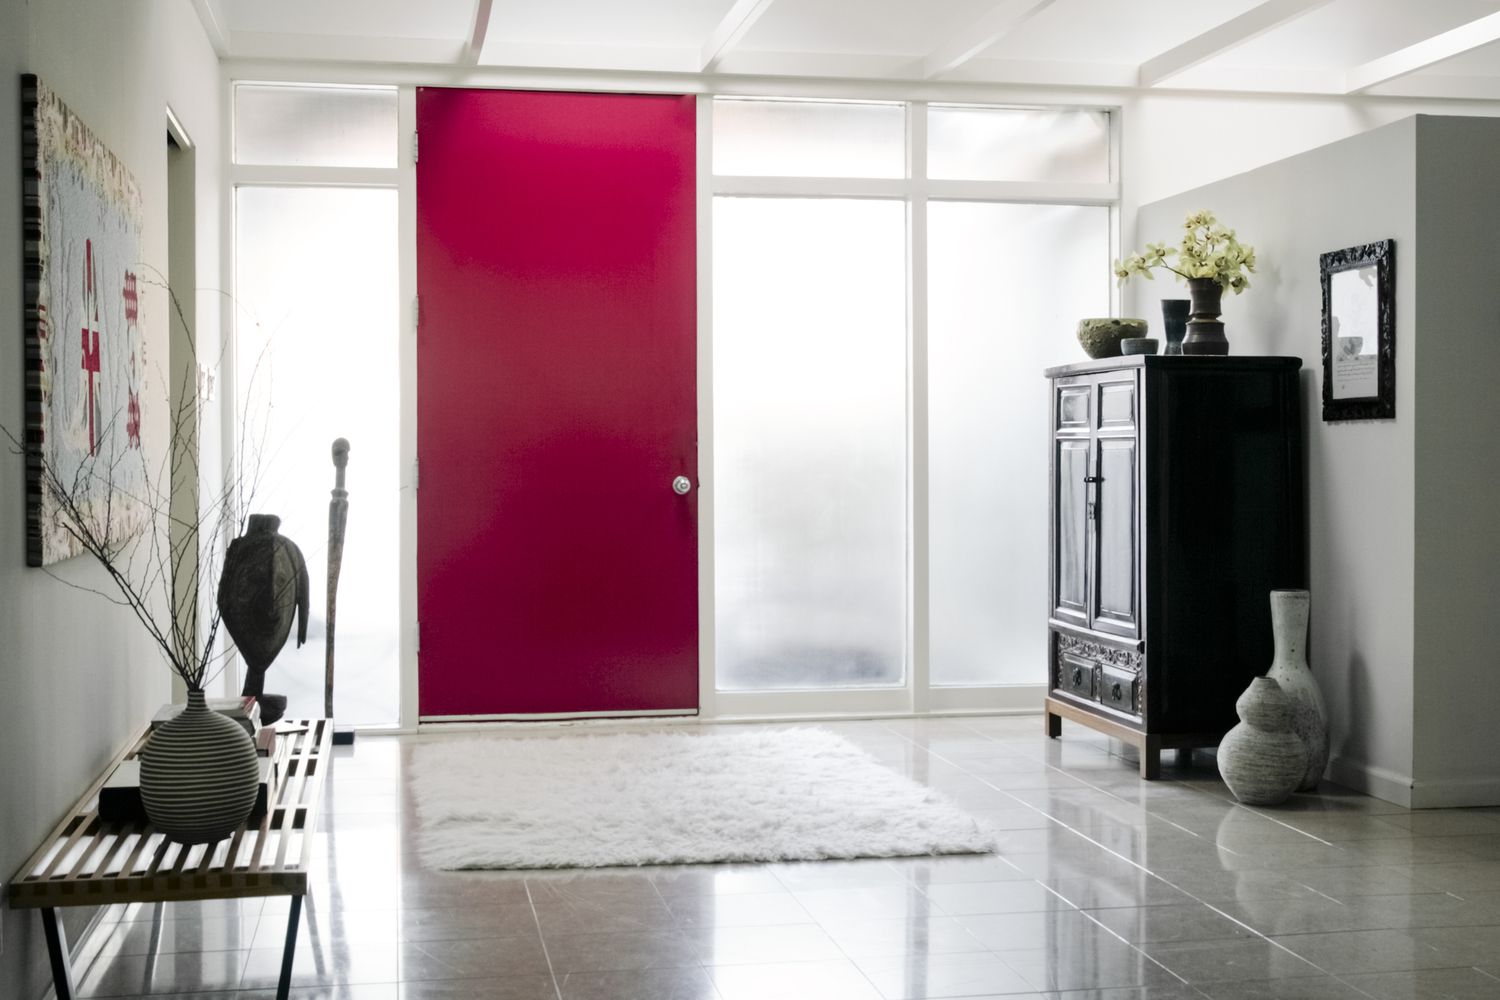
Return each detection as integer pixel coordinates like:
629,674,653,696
325,438,350,721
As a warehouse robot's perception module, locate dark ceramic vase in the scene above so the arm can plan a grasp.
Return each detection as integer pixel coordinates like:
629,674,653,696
1160,299,1190,356
1182,278,1229,356
217,514,309,703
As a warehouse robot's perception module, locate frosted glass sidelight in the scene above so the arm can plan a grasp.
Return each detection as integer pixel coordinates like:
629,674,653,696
235,186,400,726
713,197,907,691
929,202,1110,686
928,107,1109,183
713,98,905,178
235,84,398,167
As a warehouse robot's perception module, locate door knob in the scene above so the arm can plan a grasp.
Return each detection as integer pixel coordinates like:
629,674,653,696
672,476,692,495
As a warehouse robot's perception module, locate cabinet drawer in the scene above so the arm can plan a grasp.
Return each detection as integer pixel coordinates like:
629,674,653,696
1052,632,1145,719
1056,651,1095,700
1099,663,1140,715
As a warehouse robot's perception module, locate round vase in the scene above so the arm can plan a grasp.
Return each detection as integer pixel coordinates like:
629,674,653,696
1181,278,1229,356
1217,677,1307,806
1265,589,1329,791
140,689,260,844
1161,299,1190,356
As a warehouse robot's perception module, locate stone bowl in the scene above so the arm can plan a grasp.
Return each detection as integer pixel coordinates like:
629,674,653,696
1121,337,1159,356
1077,318,1148,359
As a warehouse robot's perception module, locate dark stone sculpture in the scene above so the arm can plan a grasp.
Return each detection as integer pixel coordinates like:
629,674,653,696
217,514,309,724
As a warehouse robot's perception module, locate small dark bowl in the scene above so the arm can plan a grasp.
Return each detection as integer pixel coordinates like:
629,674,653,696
1121,337,1159,356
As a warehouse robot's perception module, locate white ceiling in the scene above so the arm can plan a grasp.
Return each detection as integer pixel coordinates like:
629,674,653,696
201,0,1500,97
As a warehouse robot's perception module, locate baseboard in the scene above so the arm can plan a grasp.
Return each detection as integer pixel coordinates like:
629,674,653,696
1409,774,1500,809
1327,753,1413,808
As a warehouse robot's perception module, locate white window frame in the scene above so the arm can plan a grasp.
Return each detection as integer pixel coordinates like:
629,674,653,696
703,97,1119,721
224,81,413,732
220,65,1121,731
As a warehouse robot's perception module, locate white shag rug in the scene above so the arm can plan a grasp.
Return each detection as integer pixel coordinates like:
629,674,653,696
410,728,997,870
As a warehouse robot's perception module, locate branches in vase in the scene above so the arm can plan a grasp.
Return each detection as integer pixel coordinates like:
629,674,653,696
5,272,275,693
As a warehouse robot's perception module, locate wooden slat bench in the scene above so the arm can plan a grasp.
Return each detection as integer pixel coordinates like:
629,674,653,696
7,718,334,1000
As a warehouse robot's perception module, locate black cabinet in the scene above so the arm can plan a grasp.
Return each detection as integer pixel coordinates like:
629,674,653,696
1044,356,1306,778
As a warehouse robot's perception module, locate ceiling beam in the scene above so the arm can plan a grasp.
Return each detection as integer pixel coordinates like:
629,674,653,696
1137,0,1334,88
465,0,496,65
190,0,230,58
701,0,779,73
1345,10,1500,93
922,0,1057,79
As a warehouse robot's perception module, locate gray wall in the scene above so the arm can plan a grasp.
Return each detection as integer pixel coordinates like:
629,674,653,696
1127,118,1421,805
0,2,223,996
1410,116,1500,806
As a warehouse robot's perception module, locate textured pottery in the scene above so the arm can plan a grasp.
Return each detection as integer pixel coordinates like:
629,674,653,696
218,513,310,702
1265,589,1329,791
1160,299,1189,356
1121,337,1159,356
140,689,260,843
1181,278,1229,356
1077,318,1148,359
1217,677,1307,806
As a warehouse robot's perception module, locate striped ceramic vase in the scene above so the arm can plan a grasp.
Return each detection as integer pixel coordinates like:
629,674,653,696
140,689,260,844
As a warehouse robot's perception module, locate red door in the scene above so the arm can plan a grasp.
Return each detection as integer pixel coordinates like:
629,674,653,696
416,88,698,718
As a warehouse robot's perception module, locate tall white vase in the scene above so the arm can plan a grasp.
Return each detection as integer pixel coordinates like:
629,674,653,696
1265,589,1328,791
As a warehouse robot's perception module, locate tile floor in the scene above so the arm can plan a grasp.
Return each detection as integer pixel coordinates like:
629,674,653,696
63,716,1500,999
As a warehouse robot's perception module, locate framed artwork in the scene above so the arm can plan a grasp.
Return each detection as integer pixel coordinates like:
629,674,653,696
21,74,148,566
1320,239,1395,422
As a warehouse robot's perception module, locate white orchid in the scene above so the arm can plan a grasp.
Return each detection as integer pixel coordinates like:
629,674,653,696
1113,210,1256,294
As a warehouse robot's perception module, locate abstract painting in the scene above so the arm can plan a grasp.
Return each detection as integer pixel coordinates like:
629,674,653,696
21,74,147,566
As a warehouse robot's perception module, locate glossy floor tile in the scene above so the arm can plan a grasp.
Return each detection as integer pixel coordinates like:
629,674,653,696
52,716,1500,999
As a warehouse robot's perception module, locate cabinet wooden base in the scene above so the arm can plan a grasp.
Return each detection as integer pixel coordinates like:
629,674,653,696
1044,696,1223,780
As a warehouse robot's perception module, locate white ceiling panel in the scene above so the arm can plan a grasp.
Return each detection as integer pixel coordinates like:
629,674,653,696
483,0,737,50
978,0,1267,66
223,0,476,41
204,0,1500,96
1187,0,1500,71
737,0,1005,56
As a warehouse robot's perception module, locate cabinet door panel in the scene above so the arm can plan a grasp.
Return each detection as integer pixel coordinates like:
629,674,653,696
1098,381,1136,428
1057,386,1090,429
1094,436,1138,634
1054,438,1090,627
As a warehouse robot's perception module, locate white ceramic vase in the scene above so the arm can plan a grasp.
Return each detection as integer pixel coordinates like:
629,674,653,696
1265,589,1328,791
1218,677,1307,806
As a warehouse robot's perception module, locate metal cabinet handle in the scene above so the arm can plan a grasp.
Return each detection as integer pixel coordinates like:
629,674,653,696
1072,667,1083,686
672,476,692,495
1111,682,1123,700
1083,475,1103,483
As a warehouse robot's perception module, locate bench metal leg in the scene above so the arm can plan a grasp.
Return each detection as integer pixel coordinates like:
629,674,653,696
277,894,304,1000
41,908,76,1000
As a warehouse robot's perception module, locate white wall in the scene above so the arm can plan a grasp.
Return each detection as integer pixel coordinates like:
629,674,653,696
0,2,224,996
1126,119,1420,805
1410,116,1500,807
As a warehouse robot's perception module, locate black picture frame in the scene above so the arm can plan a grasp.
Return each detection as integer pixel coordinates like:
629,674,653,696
1320,239,1395,421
